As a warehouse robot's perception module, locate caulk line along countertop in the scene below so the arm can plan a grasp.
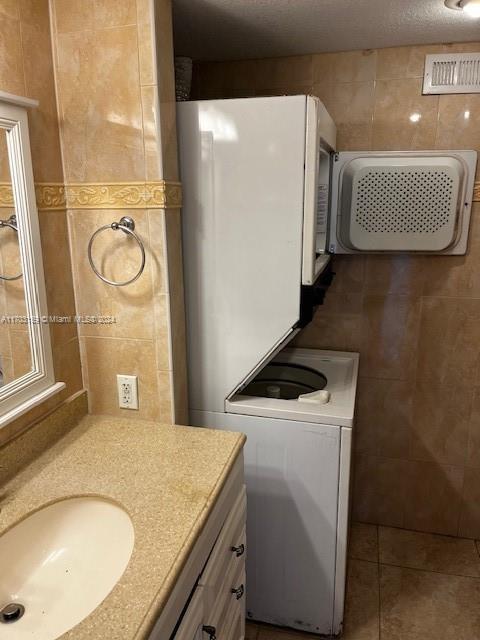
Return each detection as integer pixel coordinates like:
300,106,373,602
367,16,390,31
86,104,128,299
0,411,245,639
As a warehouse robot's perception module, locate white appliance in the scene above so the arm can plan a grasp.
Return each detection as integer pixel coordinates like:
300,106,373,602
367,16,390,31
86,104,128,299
177,95,358,636
178,95,336,418
193,348,358,636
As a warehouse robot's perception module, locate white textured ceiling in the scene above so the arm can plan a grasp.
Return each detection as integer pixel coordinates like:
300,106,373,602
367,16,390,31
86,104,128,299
172,0,480,61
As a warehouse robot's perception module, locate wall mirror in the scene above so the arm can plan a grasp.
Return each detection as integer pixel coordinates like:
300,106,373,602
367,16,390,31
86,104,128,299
0,92,63,428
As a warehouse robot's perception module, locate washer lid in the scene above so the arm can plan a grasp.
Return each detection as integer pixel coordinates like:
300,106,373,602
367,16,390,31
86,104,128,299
226,348,359,427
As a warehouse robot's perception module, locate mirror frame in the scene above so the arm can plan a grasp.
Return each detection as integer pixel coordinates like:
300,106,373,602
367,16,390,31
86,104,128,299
0,92,64,428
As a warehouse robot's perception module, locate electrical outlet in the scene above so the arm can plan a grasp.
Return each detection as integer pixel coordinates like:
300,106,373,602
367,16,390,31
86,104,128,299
117,374,138,410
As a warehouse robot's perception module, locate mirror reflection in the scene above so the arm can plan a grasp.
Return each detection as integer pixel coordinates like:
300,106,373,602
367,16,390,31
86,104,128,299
0,128,32,387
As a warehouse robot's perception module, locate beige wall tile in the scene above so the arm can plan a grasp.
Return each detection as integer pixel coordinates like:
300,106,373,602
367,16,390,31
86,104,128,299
459,468,480,539
82,336,162,421
293,293,363,352
53,0,94,33
154,0,175,100
225,60,257,93
411,379,472,466
141,85,163,181
162,210,188,422
355,378,413,458
19,0,51,29
467,387,480,469
376,44,444,80
156,368,173,423
361,295,420,381
68,209,155,340
315,81,375,150
353,455,409,527
21,18,64,182
55,26,145,182
436,93,480,162
364,255,426,296
0,12,26,95
416,297,480,385
10,330,32,378
0,0,19,19
333,49,377,83
312,53,335,85
53,336,83,398
154,292,170,371
404,461,464,536
330,255,366,294
2,357,13,385
423,204,480,298
373,78,439,150
379,525,480,576
38,210,78,348
158,99,179,180
93,0,137,28
138,19,155,86
254,55,313,91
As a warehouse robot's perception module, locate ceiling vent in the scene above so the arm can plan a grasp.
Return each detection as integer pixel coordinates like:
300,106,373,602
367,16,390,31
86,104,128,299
423,53,480,94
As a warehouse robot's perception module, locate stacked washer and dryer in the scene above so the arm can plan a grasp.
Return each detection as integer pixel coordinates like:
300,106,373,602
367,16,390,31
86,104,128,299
177,95,358,637
177,95,477,636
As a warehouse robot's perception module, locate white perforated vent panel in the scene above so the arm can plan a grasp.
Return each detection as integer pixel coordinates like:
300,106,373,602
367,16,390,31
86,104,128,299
331,153,478,253
355,169,455,234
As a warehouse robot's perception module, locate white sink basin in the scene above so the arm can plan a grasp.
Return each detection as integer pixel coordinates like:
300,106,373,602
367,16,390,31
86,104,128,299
0,497,135,639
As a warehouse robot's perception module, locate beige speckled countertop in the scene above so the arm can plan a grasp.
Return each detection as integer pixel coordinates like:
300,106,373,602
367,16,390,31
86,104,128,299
0,413,245,640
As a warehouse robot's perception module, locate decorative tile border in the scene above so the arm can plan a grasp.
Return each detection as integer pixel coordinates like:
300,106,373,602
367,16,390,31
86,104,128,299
35,183,66,210
0,183,14,208
64,181,182,209
0,181,182,211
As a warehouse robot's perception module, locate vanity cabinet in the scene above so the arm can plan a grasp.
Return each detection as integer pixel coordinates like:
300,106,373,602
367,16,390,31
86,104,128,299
149,452,246,640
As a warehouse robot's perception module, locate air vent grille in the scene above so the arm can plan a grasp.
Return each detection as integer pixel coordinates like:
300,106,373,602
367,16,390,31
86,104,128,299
424,53,480,94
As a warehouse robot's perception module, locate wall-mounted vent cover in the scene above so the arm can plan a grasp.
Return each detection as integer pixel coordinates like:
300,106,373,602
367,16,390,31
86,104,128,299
423,53,480,94
329,151,478,255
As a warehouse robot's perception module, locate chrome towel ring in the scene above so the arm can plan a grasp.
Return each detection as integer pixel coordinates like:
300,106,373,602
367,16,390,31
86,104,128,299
0,215,22,281
87,216,146,286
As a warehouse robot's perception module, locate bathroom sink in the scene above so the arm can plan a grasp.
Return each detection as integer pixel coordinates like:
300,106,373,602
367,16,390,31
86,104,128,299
0,496,135,639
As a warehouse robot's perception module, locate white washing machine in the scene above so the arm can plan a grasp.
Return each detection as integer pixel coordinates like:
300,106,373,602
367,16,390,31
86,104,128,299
191,348,359,636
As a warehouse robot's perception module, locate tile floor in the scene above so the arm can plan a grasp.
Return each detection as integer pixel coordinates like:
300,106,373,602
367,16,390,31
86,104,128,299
245,523,480,639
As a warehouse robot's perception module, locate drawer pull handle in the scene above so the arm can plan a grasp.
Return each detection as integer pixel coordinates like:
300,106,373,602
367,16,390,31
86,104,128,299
202,625,217,639
231,584,245,600
231,543,245,557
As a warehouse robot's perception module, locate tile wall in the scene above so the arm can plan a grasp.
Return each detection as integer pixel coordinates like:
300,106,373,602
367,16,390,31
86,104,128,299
194,42,480,537
0,0,83,446
50,0,187,423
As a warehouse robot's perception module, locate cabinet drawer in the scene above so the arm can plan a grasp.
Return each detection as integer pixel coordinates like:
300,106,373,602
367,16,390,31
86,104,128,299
199,486,246,611
224,568,246,640
173,586,204,640
206,553,246,639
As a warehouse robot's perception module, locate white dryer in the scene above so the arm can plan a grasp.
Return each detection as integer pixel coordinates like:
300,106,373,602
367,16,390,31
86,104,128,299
191,348,359,636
